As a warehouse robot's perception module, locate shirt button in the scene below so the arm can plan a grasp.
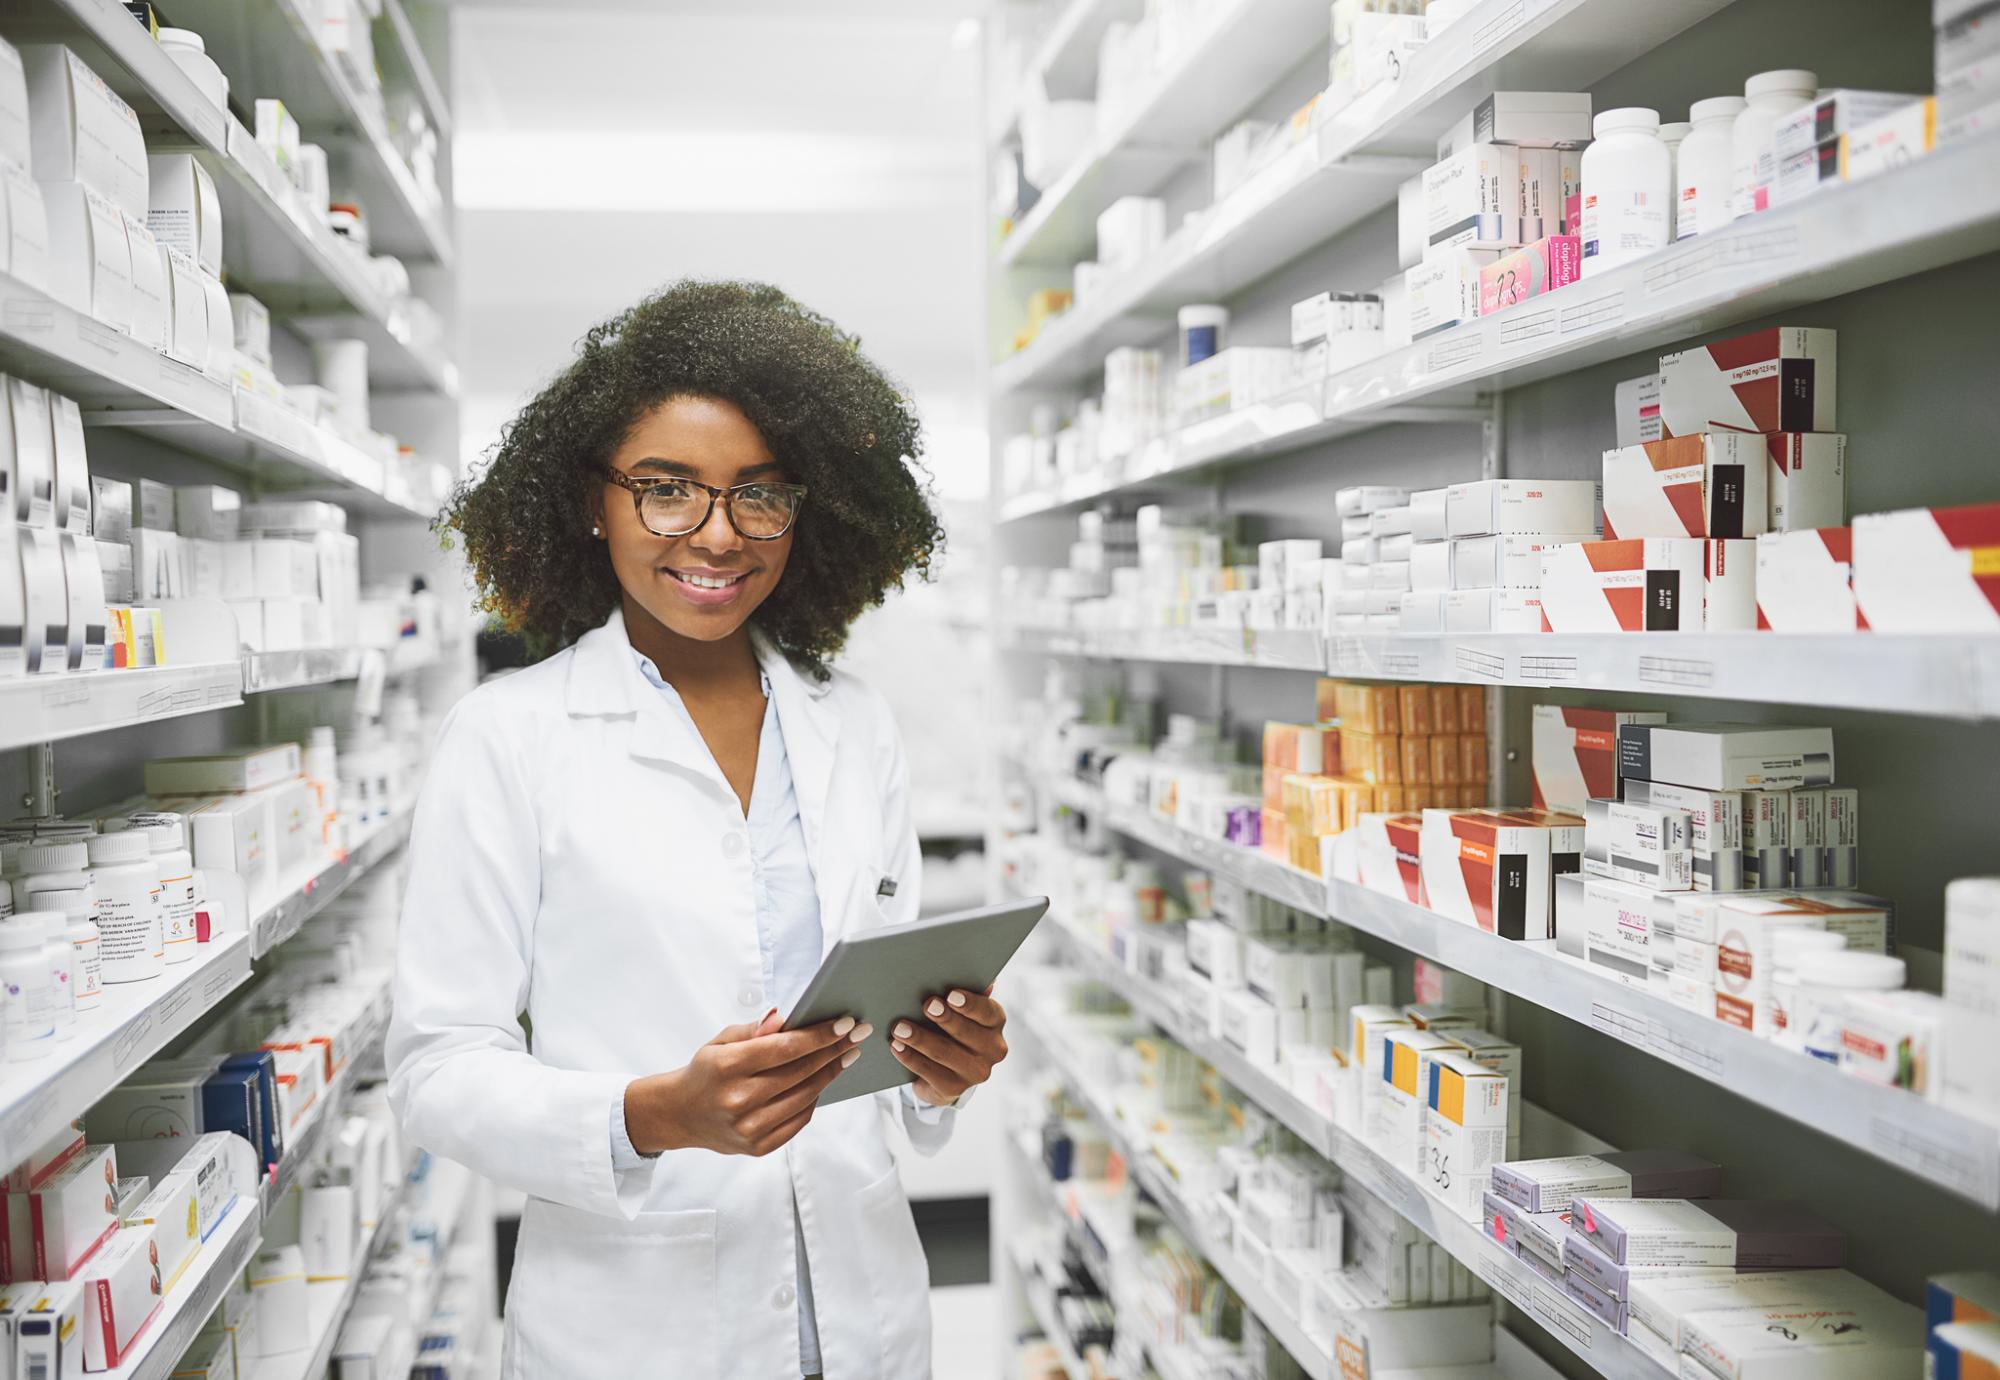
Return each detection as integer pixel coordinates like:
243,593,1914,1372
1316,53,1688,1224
775,1283,796,1309
722,833,746,857
738,986,759,1008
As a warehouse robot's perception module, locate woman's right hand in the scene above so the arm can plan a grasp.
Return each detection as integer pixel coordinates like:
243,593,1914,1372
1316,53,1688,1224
623,1011,872,1157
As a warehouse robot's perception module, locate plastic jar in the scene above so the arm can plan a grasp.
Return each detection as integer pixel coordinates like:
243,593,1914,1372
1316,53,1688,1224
1676,96,1746,240
1795,950,1904,1064
1581,108,1671,278
35,887,102,1016
1730,69,1817,221
30,909,76,1040
19,838,90,898
128,815,200,964
158,29,228,114
1768,928,1848,1048
1178,305,1228,367
0,915,57,1060
86,832,165,984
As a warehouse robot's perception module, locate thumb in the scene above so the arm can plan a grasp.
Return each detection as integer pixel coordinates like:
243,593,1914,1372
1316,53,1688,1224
713,1009,780,1044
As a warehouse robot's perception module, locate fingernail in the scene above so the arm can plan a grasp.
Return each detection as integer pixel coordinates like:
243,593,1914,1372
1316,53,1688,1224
926,999,945,1018
849,1023,875,1044
840,1048,860,1068
894,1022,913,1040
833,1016,856,1037
892,1040,905,1052
948,991,967,1008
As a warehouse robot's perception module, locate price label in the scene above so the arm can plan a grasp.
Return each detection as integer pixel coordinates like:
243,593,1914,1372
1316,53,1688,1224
1518,654,1578,684
1560,292,1622,335
1497,307,1557,347
1454,646,1504,680
1637,654,1716,689
1426,332,1485,373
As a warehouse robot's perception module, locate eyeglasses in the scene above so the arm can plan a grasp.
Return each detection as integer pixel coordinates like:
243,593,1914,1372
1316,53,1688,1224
603,469,808,540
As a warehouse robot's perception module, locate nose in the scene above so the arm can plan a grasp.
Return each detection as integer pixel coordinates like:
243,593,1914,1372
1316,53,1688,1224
686,491,744,555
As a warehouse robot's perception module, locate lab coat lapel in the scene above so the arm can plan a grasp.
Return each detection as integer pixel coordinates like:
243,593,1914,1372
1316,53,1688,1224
753,632,851,954
565,608,731,793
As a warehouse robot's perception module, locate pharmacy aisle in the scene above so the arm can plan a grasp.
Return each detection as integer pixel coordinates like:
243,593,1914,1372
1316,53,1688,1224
0,2,494,1376
985,0,2000,1377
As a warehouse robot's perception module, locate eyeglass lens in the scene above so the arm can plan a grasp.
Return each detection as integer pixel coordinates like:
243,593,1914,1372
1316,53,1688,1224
641,481,799,538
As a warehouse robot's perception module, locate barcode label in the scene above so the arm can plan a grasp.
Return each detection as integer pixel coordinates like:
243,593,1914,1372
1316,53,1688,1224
1637,655,1716,688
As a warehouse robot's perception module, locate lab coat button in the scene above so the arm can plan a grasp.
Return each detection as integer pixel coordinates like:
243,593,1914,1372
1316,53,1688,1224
775,1283,796,1309
722,832,746,857
738,986,759,1008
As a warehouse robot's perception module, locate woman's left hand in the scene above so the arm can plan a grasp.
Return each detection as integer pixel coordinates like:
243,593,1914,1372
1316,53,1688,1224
890,986,1008,1107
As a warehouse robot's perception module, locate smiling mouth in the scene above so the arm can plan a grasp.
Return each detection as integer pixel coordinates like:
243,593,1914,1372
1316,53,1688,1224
665,569,753,589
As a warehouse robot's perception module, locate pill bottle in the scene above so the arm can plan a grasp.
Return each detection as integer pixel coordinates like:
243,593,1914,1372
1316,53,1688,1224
35,887,102,1016
1730,69,1817,221
19,839,91,910
1768,928,1847,1049
29,909,76,1040
1656,121,1690,238
1580,108,1671,278
128,815,200,963
158,29,229,113
87,831,165,984
1178,305,1228,367
0,916,57,1059
1795,950,1903,1063
1676,96,1746,240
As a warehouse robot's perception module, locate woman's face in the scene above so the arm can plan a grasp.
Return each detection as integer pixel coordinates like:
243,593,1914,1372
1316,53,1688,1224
597,396,795,645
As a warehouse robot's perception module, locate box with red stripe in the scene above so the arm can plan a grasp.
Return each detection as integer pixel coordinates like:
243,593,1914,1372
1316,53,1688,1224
1603,432,1768,539
1540,538,1754,631
1659,326,1837,436
1756,527,1860,630
1854,502,2000,631
1418,808,1552,939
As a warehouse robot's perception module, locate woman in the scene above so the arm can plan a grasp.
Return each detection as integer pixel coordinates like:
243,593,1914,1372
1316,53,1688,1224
387,280,1009,1380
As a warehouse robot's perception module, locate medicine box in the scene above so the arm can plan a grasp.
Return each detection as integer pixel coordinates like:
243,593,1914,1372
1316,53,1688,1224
1681,1297,1923,1378
1755,527,1858,631
123,1169,200,1292
1774,89,1921,157
22,45,147,217
5,1143,118,1281
1491,1150,1722,1214
1423,142,1521,251
1853,501,2000,632
1355,813,1426,906
1437,92,1593,158
146,743,302,796
1617,723,1833,793
1377,1028,1462,1173
1404,248,1501,338
1764,432,1846,533
145,152,224,277
250,1243,308,1354
1451,531,1593,590
1418,809,1552,939
16,1277,84,1380
1602,432,1768,540
1445,479,1598,538
41,181,132,330
1658,327,1837,437
1580,874,1670,983
1478,235,1580,314
1584,799,1694,889
1532,707,1667,815
1620,780,1747,892
111,1132,251,1243
80,1221,161,1368
1539,538,1704,632
3,1121,86,1192
1570,1197,1845,1269
1420,1051,1509,1217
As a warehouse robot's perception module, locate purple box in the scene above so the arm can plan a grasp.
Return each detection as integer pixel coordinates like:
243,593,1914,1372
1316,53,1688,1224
1490,1150,1723,1214
1569,1199,1846,1269
1566,1270,1628,1331
1484,1191,1571,1276
1226,805,1261,848
1563,1229,1745,1299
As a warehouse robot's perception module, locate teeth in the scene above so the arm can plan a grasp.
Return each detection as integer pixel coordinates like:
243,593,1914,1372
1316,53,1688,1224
678,572,740,590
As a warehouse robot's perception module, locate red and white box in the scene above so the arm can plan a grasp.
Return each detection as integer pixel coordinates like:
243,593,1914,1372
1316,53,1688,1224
1418,809,1552,940
81,1221,162,1369
1602,432,1768,539
1478,235,1582,314
1445,479,1600,538
1766,432,1847,531
1540,539,1703,632
1356,813,1427,905
3,1144,118,1281
1443,588,1545,632
1531,706,1667,814
1704,538,1757,631
1853,502,2000,632
1756,528,1859,631
1658,326,1837,437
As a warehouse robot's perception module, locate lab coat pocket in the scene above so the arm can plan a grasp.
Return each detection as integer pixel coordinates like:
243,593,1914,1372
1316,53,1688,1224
855,1166,932,1379
505,1200,718,1378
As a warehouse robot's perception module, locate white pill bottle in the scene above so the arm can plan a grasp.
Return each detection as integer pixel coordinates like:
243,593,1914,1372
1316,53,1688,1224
1676,96,1746,239
86,831,165,984
0,916,57,1060
1581,108,1671,278
1730,69,1817,221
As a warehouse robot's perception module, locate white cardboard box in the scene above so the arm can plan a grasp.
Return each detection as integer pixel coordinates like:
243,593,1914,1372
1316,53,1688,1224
1658,326,1837,437
1766,432,1847,531
1452,531,1596,588
1419,808,1552,939
22,45,147,217
1436,92,1593,158
1602,432,1768,540
1405,248,1503,338
1442,587,1544,632
1,161,50,290
1445,479,1599,538
1853,502,2000,631
40,180,131,329
146,153,223,278
80,1220,162,1368
0,36,29,167
1615,723,1833,793
1755,527,1857,631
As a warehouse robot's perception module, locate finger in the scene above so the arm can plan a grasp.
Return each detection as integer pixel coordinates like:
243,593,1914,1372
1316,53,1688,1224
891,1018,985,1083
888,1037,967,1101
711,1010,779,1045
733,1016,866,1072
748,1099,819,1157
916,997,1008,1057
742,1049,854,1139
758,1029,868,1092
934,988,1006,1030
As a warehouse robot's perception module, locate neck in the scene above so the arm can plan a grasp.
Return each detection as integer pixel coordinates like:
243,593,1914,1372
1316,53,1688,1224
620,592,761,695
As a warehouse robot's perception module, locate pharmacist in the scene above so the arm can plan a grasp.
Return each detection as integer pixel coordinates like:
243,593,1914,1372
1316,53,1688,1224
387,280,1007,1379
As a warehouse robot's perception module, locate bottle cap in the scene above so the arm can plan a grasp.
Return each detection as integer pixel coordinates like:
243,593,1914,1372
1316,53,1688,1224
1690,96,1747,123
20,841,88,875
1744,69,1817,101
1594,107,1661,136
87,832,154,866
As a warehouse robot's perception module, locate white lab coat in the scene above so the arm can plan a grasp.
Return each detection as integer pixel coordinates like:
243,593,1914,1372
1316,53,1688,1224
387,608,950,1379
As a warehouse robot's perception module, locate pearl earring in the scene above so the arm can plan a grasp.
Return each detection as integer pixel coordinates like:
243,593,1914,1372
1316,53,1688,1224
591,524,601,538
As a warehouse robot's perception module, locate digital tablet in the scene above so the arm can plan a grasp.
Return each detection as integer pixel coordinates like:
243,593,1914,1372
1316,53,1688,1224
783,896,1049,1105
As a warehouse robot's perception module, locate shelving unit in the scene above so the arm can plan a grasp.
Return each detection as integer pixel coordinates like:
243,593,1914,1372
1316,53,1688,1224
0,662,246,752
104,1195,265,1380
251,814,412,958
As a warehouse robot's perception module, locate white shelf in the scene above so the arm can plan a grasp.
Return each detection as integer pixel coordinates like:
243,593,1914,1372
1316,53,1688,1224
0,662,245,752
997,0,1335,273
163,0,454,266
0,934,253,1169
1058,781,2000,1210
251,815,412,958
996,625,2000,721
0,272,233,425
241,647,368,694
1018,965,1669,1380
378,0,453,142
1028,0,1144,100
103,1194,264,1380
991,0,1743,395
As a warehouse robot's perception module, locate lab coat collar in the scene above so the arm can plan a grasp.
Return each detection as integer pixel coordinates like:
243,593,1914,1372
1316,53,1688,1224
751,627,839,871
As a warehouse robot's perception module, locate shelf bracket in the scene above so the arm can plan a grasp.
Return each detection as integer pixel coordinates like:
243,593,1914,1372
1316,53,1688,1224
1482,393,1508,793
1481,392,1505,480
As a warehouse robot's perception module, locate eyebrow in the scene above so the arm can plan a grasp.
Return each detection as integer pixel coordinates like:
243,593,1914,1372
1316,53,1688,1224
627,457,785,481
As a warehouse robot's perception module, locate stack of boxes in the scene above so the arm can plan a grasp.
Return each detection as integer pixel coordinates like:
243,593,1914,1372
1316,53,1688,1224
1402,478,1600,632
2,378,110,677
1927,1272,2000,1378
1290,290,1386,387
1936,0,2000,141
1334,485,1414,631
1401,93,1593,338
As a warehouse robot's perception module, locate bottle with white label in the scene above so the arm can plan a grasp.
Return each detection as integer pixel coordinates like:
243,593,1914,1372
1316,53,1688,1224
36,887,103,1017
1676,96,1746,240
86,831,165,983
0,917,56,1059
127,815,199,964
1730,69,1816,221
1580,108,1671,278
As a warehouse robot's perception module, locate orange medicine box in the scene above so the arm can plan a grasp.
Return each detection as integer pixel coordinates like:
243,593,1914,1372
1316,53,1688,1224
1399,686,1435,736
1343,730,1402,784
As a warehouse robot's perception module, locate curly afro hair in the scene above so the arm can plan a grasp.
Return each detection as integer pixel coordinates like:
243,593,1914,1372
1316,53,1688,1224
439,278,944,678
